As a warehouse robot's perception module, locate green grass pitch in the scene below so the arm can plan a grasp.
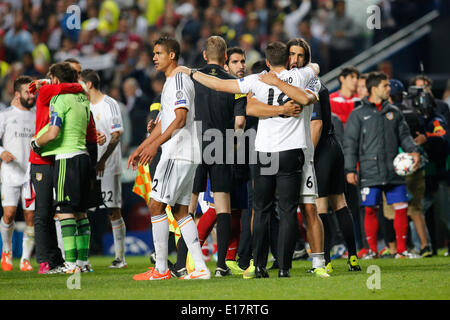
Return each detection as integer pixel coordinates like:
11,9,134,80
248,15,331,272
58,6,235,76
1,253,449,300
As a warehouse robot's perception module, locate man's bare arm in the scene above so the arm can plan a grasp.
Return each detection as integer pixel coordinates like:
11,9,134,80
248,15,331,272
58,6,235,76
259,72,317,106
246,95,301,118
310,120,322,148
36,126,59,147
171,66,241,94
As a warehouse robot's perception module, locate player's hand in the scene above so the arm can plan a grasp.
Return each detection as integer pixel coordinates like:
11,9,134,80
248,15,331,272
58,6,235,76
0,150,16,163
281,100,302,117
96,158,106,177
28,79,50,94
147,119,156,134
306,63,320,75
97,131,106,146
346,173,358,186
30,139,41,155
259,71,281,86
138,143,158,166
169,66,190,78
127,149,140,170
410,152,420,171
414,132,427,146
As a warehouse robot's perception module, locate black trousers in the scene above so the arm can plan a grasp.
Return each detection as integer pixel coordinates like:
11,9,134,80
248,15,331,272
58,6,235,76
252,149,304,270
31,164,64,268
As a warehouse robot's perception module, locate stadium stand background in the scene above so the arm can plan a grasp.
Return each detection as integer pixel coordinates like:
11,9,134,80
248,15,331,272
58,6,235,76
0,0,449,255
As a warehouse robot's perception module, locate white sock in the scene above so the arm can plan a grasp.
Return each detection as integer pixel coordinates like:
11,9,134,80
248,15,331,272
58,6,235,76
21,226,35,262
151,213,169,274
177,215,208,272
111,217,126,261
311,252,325,269
0,217,15,253
54,218,65,259
76,260,88,267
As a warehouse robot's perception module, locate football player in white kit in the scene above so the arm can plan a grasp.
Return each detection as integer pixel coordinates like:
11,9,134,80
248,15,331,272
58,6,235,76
127,37,210,280
80,69,127,269
258,39,328,277
171,41,320,278
0,76,36,271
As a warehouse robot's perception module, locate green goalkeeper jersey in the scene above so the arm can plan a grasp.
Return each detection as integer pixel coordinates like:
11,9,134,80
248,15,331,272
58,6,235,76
37,93,90,156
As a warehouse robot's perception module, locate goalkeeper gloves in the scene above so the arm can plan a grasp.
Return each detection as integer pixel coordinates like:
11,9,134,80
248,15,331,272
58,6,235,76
28,79,51,94
30,138,41,155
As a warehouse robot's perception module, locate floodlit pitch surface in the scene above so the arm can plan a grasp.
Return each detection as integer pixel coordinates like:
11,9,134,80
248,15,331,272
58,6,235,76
0,253,449,300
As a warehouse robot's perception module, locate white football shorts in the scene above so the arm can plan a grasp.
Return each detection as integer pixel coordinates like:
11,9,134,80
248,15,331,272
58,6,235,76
299,159,318,204
150,158,198,207
99,174,122,209
1,184,35,210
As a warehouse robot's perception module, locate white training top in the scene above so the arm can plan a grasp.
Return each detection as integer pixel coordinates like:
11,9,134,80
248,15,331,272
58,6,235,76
90,95,123,175
0,106,36,186
159,72,201,163
237,66,318,153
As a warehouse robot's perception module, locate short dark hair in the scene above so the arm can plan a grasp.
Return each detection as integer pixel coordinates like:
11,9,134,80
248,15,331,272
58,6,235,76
226,47,245,66
366,71,388,95
409,74,433,87
359,73,368,80
154,37,180,61
48,62,78,83
80,69,101,90
338,66,360,84
64,57,81,65
13,75,33,93
265,41,288,67
286,38,311,67
251,59,270,74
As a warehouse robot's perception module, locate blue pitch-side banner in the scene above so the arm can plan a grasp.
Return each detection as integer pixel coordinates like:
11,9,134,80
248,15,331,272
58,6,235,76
0,231,23,258
102,230,154,256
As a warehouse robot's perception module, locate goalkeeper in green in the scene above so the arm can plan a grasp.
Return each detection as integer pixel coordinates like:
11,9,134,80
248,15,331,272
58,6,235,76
32,62,93,273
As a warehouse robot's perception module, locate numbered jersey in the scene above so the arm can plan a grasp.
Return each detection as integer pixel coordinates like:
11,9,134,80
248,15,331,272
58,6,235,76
90,95,123,176
0,106,36,186
237,66,318,153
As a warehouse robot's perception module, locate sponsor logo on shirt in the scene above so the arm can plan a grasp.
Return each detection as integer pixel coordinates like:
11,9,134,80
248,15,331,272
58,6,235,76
111,123,121,129
175,99,186,106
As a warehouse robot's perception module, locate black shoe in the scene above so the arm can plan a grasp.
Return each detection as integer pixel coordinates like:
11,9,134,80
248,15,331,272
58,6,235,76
278,269,290,278
149,252,156,264
420,245,432,258
150,252,174,270
292,249,309,260
215,267,232,277
170,266,188,278
255,266,269,278
269,260,279,270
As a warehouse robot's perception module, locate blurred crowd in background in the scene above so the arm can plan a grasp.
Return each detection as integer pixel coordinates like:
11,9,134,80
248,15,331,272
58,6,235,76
0,0,444,155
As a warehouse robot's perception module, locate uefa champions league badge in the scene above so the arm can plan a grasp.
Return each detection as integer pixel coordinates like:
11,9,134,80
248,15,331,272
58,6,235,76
176,90,184,99
385,112,394,120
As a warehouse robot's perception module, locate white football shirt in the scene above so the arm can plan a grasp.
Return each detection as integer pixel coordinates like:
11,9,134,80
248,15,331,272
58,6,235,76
0,106,36,186
90,95,123,175
237,66,318,153
159,72,201,163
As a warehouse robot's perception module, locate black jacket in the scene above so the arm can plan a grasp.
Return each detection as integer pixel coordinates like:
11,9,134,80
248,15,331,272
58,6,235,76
344,97,419,187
